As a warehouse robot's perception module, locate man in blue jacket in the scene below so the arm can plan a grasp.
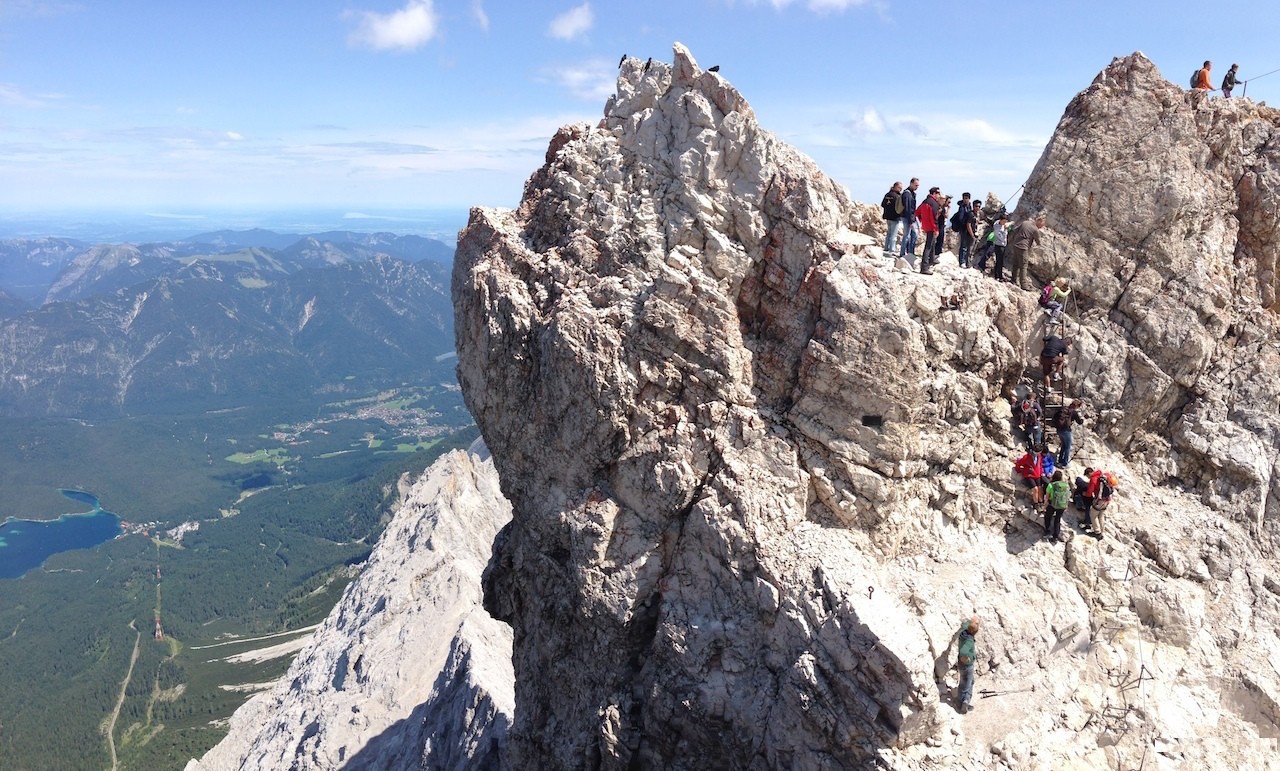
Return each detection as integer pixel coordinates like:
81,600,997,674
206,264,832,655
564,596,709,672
899,177,919,264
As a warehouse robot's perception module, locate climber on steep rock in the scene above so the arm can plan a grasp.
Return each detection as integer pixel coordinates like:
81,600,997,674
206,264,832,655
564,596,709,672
1084,469,1118,538
1053,398,1084,467
1074,466,1096,529
1013,389,1044,449
955,617,979,714
1007,213,1045,290
1039,334,1070,393
1039,277,1071,323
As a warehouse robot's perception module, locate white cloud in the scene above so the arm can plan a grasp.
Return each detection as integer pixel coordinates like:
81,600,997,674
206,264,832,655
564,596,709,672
471,0,489,31
844,107,885,136
547,3,592,41
348,0,439,52
766,0,871,11
0,82,61,108
176,106,196,115
225,131,244,141
543,60,615,101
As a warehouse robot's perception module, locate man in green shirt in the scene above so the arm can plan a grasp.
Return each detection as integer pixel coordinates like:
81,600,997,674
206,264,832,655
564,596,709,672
956,617,979,713
1045,470,1071,542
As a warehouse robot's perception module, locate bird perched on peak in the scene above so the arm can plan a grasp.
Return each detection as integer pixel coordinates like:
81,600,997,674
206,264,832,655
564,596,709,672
618,54,627,68
643,57,653,74
708,65,720,73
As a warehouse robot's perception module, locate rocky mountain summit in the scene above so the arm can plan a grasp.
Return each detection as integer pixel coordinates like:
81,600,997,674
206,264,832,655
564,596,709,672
452,46,1280,770
186,444,513,771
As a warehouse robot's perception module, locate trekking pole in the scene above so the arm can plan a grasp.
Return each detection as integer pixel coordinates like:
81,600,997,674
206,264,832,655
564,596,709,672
978,684,1036,698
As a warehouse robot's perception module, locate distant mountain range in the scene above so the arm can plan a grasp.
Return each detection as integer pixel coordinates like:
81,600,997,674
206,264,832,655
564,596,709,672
0,248,455,417
0,229,454,306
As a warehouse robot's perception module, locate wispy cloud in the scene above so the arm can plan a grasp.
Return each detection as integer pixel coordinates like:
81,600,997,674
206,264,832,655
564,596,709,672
548,2,592,41
765,0,872,11
0,82,62,108
0,0,77,20
840,108,1034,148
347,0,439,52
471,0,489,31
542,59,615,101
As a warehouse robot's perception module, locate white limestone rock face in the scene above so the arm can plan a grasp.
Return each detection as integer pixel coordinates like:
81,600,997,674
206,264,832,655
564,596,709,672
455,46,1280,769
186,446,513,771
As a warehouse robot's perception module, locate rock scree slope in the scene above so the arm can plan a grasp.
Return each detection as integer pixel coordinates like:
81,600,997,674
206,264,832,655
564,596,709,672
454,46,1280,769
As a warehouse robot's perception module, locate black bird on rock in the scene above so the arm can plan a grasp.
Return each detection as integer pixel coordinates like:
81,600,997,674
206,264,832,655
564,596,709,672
618,54,627,68
643,57,653,74
708,65,720,73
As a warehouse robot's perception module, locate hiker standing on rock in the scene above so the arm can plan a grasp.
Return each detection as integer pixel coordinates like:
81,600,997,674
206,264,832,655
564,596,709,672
954,192,976,268
956,617,979,713
881,181,905,256
1007,213,1044,290
1044,470,1070,542
1015,390,1044,449
900,178,920,263
1193,60,1214,91
917,187,942,274
1075,466,1095,530
988,212,1010,280
1053,398,1084,467
1222,64,1243,97
936,195,950,261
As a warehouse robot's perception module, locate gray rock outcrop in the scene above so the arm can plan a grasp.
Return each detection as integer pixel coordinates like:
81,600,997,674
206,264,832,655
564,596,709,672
187,445,513,771
454,45,1280,770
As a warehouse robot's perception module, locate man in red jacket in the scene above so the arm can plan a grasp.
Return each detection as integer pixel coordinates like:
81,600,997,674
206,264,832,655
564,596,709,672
917,187,942,274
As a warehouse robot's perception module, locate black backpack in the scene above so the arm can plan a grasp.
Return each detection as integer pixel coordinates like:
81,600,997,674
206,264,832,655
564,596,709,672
1190,69,1200,88
1093,476,1114,510
881,191,900,219
950,209,966,231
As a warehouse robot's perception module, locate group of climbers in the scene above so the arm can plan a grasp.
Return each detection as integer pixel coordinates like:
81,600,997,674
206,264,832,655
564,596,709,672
880,183,1046,286
1191,60,1244,98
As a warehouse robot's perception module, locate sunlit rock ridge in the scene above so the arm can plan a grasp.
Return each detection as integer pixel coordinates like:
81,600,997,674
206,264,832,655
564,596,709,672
186,445,513,771
454,45,1280,769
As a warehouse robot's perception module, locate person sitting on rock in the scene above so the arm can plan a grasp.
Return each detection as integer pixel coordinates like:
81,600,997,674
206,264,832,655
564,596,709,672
955,617,979,714
1014,444,1053,507
1039,334,1070,392
1044,470,1070,542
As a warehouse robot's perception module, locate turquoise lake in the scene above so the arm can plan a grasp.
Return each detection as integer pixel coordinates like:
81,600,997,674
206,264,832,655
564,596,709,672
0,489,122,579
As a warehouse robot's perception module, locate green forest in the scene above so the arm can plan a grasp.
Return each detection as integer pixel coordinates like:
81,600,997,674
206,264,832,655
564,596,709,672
0,384,479,770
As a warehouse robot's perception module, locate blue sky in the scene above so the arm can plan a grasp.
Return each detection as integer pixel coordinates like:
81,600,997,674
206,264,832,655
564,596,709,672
2,0,1278,227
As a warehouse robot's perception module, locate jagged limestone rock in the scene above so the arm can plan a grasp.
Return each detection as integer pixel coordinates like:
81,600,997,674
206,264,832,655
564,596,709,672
186,446,512,771
455,46,1280,769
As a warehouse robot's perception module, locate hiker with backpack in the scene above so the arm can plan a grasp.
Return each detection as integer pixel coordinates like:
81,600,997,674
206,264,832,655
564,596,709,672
1084,469,1118,537
1074,466,1095,527
900,178,920,263
1007,213,1044,290
1053,399,1084,467
1192,60,1214,91
1222,64,1243,97
1044,470,1071,542
952,192,977,268
955,617,980,714
1014,390,1044,449
882,181,906,256
982,212,1009,280
1039,277,1071,322
1039,334,1070,393
917,187,942,274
